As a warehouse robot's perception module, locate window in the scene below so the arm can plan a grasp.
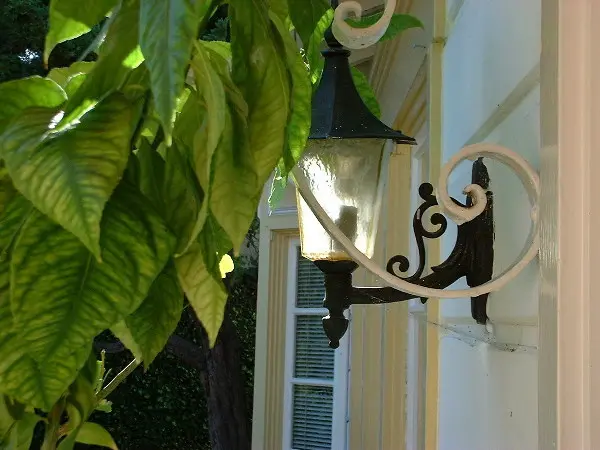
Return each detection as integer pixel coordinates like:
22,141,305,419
283,241,349,450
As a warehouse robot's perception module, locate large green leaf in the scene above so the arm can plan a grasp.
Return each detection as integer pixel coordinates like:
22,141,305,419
351,67,381,119
0,397,15,444
61,0,144,126
346,13,424,41
287,0,330,49
119,263,183,367
268,0,289,20
189,45,226,191
134,139,166,210
0,401,40,450
270,12,312,173
175,46,227,252
307,8,333,85
47,62,95,89
162,145,203,253
288,0,333,86
110,321,142,362
191,44,257,252
0,77,66,135
11,183,174,362
3,185,174,408
0,195,69,410
172,91,205,152
72,422,118,449
0,95,135,258
139,0,210,143
5,413,40,450
175,214,231,346
230,0,290,184
44,0,119,64
135,140,203,254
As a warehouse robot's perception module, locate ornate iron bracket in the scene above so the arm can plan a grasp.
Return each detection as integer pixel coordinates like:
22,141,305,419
315,158,494,348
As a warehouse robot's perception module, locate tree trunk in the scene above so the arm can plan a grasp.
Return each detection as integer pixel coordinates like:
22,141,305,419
198,308,251,450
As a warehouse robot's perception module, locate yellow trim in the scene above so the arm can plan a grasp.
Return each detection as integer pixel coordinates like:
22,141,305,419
394,56,429,137
261,230,298,449
381,146,412,450
424,0,446,448
348,145,413,450
348,305,365,449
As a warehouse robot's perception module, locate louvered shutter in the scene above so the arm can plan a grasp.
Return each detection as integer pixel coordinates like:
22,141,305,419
287,247,339,450
292,385,334,449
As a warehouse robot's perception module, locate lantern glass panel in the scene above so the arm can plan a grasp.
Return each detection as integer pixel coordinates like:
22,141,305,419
295,138,389,261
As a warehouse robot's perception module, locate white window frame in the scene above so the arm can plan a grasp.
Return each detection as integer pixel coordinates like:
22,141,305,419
282,238,350,450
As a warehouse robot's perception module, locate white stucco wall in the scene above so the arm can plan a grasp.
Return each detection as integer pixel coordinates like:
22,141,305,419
438,0,541,449
376,0,541,448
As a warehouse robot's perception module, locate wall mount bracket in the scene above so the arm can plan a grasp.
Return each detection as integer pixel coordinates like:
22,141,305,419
314,158,494,349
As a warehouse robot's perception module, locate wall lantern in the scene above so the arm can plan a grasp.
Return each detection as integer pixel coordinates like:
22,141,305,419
291,0,541,349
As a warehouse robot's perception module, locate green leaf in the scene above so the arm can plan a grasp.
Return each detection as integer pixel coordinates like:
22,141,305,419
287,0,334,85
230,0,290,184
61,0,144,126
306,8,333,85
58,365,102,450
135,140,203,254
47,62,95,89
110,321,142,360
270,12,312,173
351,67,381,118
176,214,231,346
64,73,87,98
0,77,66,135
95,400,112,413
197,41,232,62
79,349,103,394
174,46,227,252
346,13,424,41
0,195,67,410
45,0,119,64
162,145,203,253
73,422,118,449
0,94,136,259
288,0,330,49
121,262,183,367
3,184,174,408
189,45,226,190
190,43,257,252
139,0,211,144
6,413,40,450
65,366,97,428
134,138,166,211
268,0,288,20
0,397,17,444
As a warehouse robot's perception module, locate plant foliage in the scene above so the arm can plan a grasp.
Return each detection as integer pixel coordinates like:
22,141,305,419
0,0,420,447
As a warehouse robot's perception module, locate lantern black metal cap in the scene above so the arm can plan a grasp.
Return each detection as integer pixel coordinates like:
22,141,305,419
309,28,417,145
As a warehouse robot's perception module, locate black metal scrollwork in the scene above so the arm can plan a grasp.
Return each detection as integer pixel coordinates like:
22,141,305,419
315,158,495,348
386,183,448,282
351,158,494,321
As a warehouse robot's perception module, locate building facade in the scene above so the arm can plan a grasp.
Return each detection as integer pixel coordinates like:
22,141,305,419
252,0,599,448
